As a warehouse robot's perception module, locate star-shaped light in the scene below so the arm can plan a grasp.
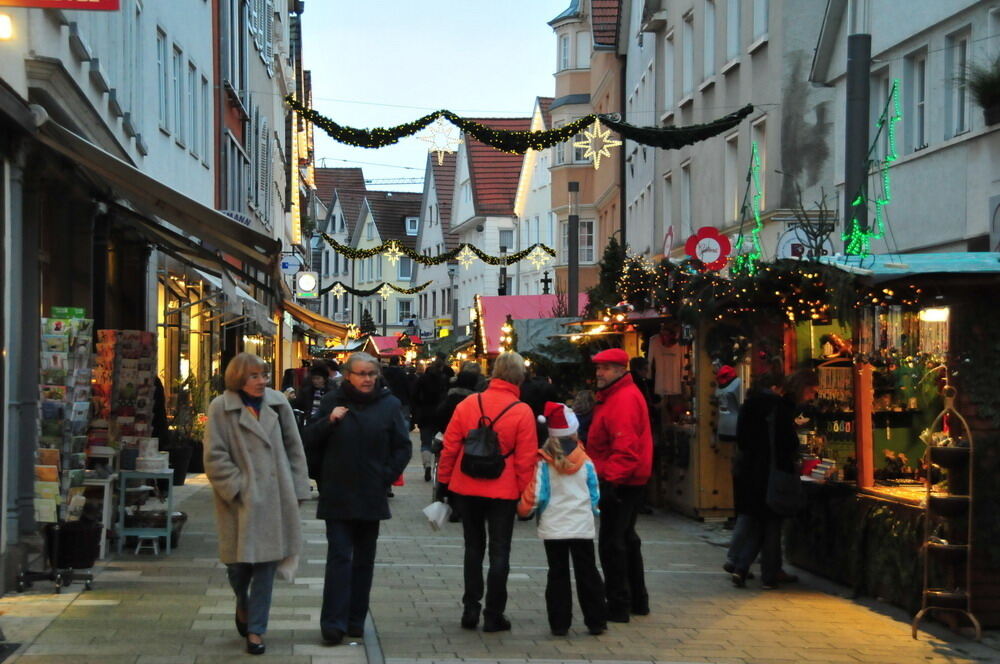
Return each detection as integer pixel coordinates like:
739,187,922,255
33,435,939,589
527,246,550,270
418,116,461,165
330,283,346,298
573,120,622,170
457,246,476,269
384,241,403,265
378,283,394,300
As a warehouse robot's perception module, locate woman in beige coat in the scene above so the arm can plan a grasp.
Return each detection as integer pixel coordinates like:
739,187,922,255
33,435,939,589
205,353,311,655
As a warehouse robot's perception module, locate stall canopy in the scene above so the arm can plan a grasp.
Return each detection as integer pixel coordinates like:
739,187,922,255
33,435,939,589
30,106,280,272
821,253,1000,282
282,299,348,338
369,335,423,357
478,294,588,355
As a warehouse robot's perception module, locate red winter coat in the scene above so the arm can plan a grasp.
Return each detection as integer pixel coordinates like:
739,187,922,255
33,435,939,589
438,379,538,500
587,373,653,486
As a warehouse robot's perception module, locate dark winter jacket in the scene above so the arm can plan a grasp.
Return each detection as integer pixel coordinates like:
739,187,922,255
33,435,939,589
433,371,480,432
412,367,449,428
304,382,412,521
732,389,800,517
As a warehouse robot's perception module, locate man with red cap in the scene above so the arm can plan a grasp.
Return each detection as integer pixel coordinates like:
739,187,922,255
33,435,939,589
587,347,652,622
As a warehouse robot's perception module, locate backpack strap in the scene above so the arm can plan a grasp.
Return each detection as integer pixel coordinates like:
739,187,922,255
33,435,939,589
475,393,522,430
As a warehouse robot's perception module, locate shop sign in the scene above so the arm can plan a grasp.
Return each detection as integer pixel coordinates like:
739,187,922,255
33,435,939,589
776,224,834,260
434,318,451,327
684,226,731,271
279,254,303,275
0,0,120,8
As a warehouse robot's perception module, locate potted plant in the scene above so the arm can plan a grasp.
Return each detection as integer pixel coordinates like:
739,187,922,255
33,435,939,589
166,374,214,484
963,52,1000,126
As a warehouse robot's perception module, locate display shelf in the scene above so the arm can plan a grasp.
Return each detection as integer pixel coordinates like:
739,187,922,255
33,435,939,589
117,471,174,555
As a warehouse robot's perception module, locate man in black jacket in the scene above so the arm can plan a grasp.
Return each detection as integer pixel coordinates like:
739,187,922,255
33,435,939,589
304,352,412,645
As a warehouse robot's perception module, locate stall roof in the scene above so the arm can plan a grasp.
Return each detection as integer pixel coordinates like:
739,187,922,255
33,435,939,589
478,294,588,355
821,253,1000,282
369,335,422,357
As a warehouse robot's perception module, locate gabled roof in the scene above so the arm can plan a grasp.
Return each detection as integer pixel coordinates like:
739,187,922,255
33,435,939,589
367,191,423,250
537,97,554,130
314,167,367,234
465,117,531,217
430,152,460,251
592,0,622,49
548,0,581,26
809,0,847,85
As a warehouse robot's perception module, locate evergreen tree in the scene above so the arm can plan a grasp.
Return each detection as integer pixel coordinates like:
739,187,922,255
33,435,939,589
360,309,377,336
585,234,627,317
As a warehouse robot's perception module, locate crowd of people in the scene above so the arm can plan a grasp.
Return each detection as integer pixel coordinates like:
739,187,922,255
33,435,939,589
202,348,818,655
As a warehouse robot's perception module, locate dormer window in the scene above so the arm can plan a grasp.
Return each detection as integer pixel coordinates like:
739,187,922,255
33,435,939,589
406,216,419,235
366,221,374,240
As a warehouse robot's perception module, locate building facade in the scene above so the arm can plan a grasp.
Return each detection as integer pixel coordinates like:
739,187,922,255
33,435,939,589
414,152,458,337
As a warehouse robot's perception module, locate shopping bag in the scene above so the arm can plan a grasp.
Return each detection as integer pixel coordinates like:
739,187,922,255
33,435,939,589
393,473,405,487
422,501,452,531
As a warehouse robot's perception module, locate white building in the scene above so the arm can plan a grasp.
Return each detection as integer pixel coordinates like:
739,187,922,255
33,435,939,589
414,152,459,337
313,168,367,323
514,97,558,295
810,0,1000,253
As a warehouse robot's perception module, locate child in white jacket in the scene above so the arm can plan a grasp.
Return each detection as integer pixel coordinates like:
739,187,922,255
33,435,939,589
518,401,608,636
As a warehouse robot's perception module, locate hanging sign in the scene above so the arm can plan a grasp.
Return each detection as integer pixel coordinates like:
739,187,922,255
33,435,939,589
775,225,834,260
0,0,120,9
684,227,731,271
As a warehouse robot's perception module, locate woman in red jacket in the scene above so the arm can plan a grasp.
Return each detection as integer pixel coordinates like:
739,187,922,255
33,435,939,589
437,352,538,633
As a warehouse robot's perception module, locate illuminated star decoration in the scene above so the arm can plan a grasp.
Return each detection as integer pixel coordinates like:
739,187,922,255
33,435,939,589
457,246,476,269
378,283,394,300
573,120,622,170
330,283,346,298
527,246,550,270
384,241,403,265
418,116,461,165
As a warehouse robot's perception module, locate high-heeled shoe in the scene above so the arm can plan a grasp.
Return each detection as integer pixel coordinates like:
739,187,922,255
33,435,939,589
246,635,265,655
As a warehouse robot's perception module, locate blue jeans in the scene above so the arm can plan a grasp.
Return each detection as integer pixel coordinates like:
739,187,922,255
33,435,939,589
227,561,278,635
321,519,380,633
729,513,784,584
458,496,517,620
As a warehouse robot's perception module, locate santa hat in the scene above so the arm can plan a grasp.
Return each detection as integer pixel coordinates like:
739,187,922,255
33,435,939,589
537,401,579,438
716,365,737,386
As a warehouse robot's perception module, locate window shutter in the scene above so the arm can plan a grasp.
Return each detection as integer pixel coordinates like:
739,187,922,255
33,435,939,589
258,116,269,217
265,0,274,72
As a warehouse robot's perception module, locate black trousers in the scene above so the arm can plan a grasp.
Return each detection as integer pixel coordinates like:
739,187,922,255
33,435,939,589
543,539,608,632
321,519,380,633
458,495,517,620
598,483,649,615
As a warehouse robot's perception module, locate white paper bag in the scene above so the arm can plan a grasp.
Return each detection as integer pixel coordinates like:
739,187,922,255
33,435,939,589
422,501,452,531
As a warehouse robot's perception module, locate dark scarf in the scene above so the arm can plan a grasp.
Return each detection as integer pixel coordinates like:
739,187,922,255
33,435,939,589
239,390,264,417
341,380,383,406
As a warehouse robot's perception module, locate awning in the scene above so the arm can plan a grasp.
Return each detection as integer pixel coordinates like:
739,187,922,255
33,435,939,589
237,286,277,336
30,105,279,272
821,253,1000,283
282,299,348,338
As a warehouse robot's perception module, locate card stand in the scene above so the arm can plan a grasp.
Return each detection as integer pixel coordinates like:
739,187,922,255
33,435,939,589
911,386,981,641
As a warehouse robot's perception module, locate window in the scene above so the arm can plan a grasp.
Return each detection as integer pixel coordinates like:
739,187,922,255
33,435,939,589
156,29,168,131
704,1,716,79
682,13,694,96
751,119,766,210
172,46,184,145
431,292,437,317
871,73,891,161
576,30,590,69
376,256,382,280
553,122,566,165
664,33,675,109
724,133,739,223
366,221,374,240
663,174,674,248
224,131,250,212
753,0,768,39
461,181,471,202
398,257,413,281
224,0,249,102
574,126,589,162
559,34,570,71
946,31,970,136
499,229,514,252
200,76,210,161
580,220,594,263
397,300,412,323
405,216,418,235
681,161,692,236
726,0,740,60
188,63,198,156
905,51,927,150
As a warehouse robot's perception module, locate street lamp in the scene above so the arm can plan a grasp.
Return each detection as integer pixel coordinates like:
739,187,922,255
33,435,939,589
447,263,458,336
498,246,508,296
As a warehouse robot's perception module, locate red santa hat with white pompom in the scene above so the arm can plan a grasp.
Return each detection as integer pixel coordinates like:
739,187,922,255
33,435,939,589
537,401,579,438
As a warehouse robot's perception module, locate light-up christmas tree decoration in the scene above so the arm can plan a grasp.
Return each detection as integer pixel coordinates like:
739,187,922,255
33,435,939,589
418,116,461,165
731,141,765,275
573,120,622,170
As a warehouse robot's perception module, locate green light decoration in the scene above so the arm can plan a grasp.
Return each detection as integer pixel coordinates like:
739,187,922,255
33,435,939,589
317,279,433,298
731,141,765,275
319,233,555,267
844,79,900,257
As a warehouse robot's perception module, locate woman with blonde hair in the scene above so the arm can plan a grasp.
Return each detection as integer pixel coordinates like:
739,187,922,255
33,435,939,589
204,352,311,655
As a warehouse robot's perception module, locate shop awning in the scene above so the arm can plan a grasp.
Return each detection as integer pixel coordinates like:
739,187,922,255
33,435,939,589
30,106,279,272
477,294,588,355
282,299,348,338
821,253,1000,283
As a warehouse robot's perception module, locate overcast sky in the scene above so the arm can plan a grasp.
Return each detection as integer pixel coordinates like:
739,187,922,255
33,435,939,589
301,1,567,192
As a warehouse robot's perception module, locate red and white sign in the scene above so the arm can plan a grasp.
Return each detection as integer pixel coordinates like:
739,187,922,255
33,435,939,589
684,227,732,271
0,0,120,9
661,226,674,256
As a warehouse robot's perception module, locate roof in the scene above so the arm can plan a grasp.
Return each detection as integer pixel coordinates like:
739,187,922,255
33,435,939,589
548,0,581,26
314,168,368,235
369,334,422,357
550,94,591,112
465,117,531,217
478,294,589,355
537,96,554,130
821,253,1000,283
809,0,847,85
592,0,622,49
282,298,348,338
430,151,460,251
367,191,423,250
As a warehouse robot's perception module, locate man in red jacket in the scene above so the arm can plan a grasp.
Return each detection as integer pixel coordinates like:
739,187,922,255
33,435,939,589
586,348,652,622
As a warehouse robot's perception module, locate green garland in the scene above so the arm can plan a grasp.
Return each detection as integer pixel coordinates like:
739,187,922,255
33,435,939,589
286,95,754,155
318,279,433,297
320,233,555,266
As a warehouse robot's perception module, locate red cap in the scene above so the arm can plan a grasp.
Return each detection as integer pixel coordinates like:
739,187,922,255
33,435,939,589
591,348,630,366
716,365,737,385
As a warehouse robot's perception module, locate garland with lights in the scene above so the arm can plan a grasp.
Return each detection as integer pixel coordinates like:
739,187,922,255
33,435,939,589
286,95,754,155
320,234,555,269
318,279,433,299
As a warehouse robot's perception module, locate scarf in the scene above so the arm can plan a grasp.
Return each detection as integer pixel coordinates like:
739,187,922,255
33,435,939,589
341,380,383,406
239,390,264,418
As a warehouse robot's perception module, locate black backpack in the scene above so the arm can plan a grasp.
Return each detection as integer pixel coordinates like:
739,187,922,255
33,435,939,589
460,394,521,480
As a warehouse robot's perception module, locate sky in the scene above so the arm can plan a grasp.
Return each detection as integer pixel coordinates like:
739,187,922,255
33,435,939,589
301,1,568,192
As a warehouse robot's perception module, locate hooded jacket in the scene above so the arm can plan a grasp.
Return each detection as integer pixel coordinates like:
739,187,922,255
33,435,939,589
518,440,600,540
587,372,653,486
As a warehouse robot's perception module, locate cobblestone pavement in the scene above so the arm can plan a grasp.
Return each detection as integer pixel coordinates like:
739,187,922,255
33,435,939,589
2,433,999,664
